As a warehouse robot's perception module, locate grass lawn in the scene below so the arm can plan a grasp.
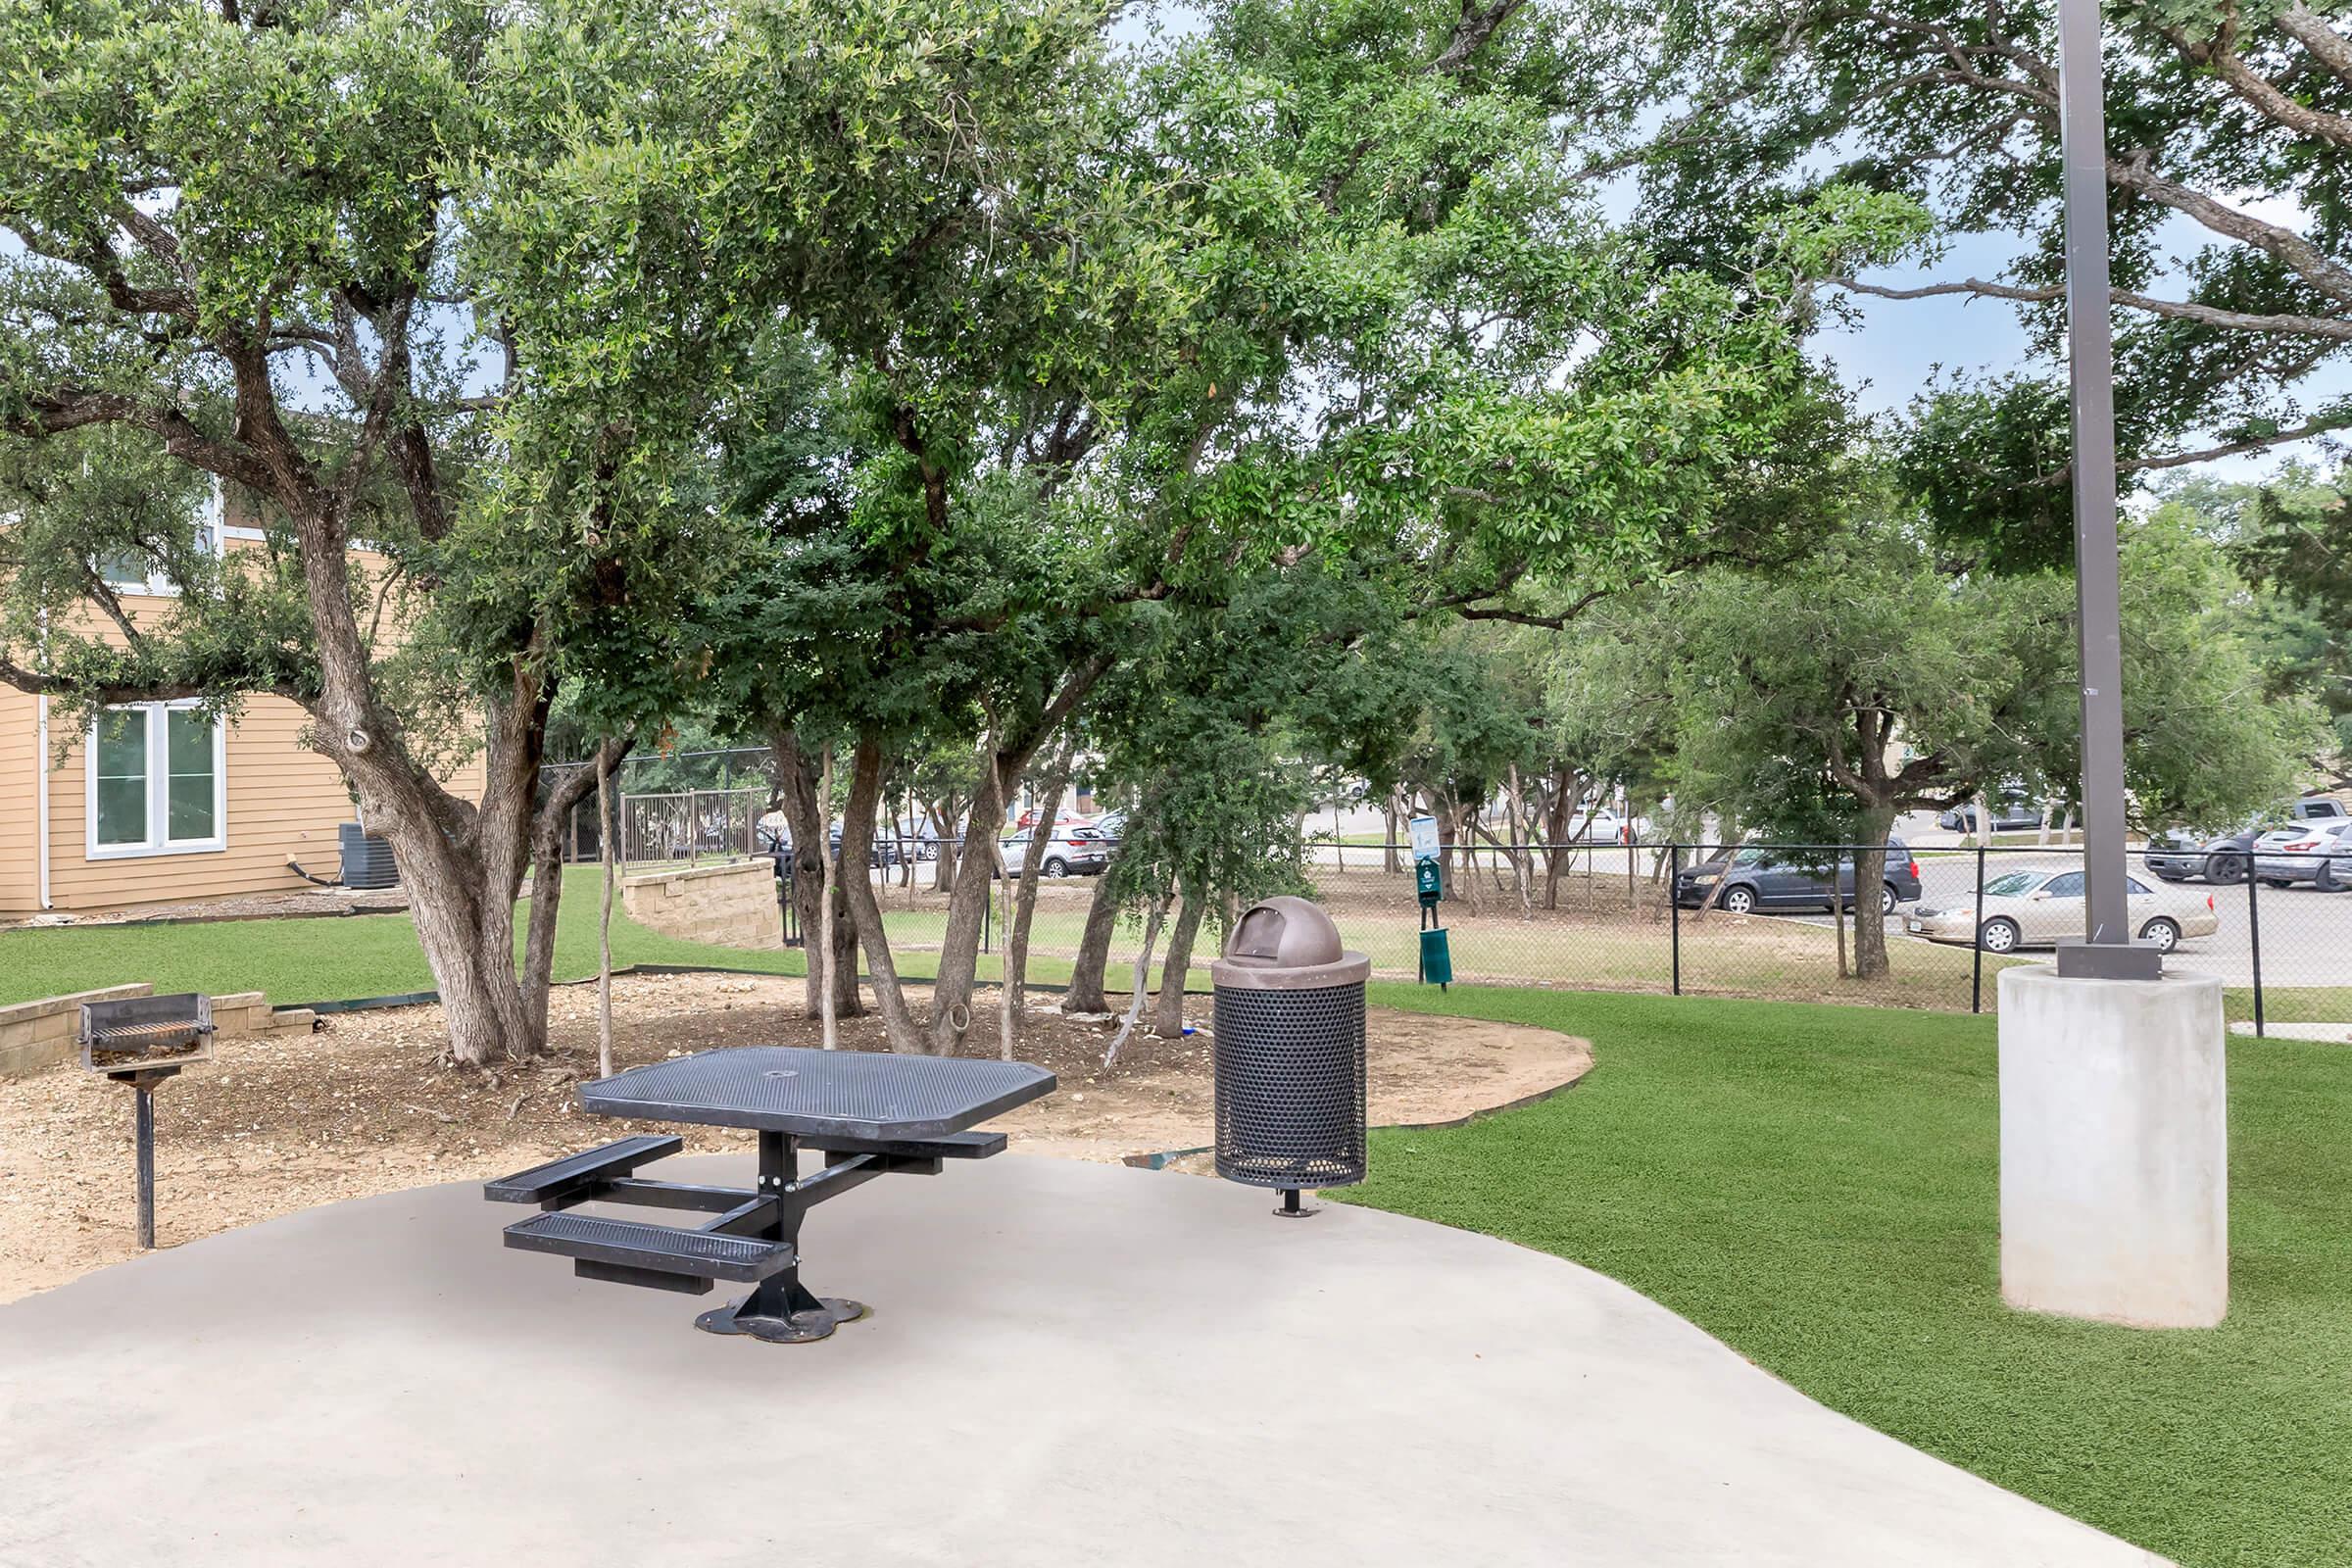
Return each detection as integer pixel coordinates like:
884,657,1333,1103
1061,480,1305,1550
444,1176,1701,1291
1347,982,2352,1568
0,869,1160,1008
0,867,808,1008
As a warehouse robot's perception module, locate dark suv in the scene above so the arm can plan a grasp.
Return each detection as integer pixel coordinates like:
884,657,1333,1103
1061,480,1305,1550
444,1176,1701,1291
1673,841,1924,915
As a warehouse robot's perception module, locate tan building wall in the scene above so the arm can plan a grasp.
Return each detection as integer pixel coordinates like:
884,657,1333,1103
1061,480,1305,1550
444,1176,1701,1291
0,684,35,915
0,490,485,918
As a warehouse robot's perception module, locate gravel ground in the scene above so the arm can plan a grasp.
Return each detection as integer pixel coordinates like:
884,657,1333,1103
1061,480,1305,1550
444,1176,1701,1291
0,971,1588,1300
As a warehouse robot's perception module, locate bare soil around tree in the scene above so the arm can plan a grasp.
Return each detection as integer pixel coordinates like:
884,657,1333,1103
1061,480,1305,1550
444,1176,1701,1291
0,971,1587,1302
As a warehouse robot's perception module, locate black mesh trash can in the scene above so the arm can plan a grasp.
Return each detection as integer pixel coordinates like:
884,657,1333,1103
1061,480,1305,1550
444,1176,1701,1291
1212,896,1371,1217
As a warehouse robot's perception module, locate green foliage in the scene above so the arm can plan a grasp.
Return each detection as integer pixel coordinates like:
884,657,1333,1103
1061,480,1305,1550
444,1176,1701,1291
1639,0,2352,553
1603,502,2311,839
2157,465,2352,784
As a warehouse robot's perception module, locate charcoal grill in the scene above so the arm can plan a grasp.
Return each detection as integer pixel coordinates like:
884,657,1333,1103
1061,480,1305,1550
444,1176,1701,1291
80,994,214,1250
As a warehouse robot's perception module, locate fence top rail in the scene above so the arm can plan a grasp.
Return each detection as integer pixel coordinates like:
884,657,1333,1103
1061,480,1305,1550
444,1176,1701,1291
619,787,772,805
1433,839,2112,855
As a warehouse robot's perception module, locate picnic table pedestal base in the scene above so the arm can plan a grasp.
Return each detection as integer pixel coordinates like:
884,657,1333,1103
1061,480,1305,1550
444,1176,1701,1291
697,1286,869,1344
697,1130,870,1344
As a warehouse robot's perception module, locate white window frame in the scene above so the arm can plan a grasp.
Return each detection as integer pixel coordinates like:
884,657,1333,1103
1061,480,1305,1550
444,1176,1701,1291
84,701,228,860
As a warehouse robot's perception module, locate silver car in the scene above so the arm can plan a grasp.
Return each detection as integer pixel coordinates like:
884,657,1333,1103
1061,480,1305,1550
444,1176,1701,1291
998,822,1111,877
2252,817,2352,891
1905,867,2221,955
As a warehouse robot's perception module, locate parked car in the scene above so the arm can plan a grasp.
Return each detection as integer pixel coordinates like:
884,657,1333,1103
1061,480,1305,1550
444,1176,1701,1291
1937,796,2046,834
1673,840,1923,914
880,817,940,861
999,821,1111,877
2146,797,2351,884
1090,809,1125,846
2251,816,2352,891
1564,807,1651,844
1905,867,2219,954
754,821,902,871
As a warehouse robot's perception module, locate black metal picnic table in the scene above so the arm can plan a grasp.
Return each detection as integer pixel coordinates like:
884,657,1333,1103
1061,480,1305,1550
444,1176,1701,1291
486,1046,1054,1344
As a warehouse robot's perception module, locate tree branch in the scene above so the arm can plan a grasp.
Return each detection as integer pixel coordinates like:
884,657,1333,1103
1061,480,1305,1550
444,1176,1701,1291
2278,4,2352,86
2161,13,2352,149
8,389,278,492
1831,274,2352,340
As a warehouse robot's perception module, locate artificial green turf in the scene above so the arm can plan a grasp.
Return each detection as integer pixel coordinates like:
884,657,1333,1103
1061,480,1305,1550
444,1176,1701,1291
1346,982,2352,1568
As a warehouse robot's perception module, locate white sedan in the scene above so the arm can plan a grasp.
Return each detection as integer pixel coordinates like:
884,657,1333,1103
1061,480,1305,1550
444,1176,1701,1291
1905,867,2220,955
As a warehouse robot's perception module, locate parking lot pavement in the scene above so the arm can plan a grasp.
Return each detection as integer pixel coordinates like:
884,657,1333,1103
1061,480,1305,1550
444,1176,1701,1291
1886,854,2349,988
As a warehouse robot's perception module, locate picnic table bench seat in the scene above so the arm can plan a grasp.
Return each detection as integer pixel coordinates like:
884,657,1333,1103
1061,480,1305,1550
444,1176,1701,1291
503,1210,796,1291
801,1129,1006,1161
483,1136,683,1206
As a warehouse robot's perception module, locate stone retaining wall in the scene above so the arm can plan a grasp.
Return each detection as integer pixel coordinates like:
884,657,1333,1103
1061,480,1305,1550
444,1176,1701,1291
619,858,783,950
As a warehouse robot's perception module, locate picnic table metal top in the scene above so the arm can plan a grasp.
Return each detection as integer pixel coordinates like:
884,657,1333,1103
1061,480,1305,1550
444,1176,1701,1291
577,1046,1056,1141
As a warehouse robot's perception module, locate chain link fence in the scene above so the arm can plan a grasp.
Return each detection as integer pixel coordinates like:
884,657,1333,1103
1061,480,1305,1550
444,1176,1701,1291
1311,840,2350,1039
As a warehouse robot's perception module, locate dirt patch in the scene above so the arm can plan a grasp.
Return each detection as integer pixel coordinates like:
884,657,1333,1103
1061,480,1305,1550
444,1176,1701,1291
0,972,1587,1302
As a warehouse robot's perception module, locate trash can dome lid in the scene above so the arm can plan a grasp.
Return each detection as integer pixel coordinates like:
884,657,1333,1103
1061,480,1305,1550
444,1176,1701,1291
1222,896,1344,969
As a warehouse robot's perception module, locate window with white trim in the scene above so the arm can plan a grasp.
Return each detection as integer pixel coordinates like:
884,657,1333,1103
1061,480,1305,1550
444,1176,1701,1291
86,702,226,858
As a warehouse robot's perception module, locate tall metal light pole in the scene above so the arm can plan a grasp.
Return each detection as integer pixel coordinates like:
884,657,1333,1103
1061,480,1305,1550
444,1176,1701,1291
2054,0,2160,979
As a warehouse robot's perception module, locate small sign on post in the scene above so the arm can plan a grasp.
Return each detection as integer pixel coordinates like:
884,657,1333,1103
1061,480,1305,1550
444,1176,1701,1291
1408,814,1441,865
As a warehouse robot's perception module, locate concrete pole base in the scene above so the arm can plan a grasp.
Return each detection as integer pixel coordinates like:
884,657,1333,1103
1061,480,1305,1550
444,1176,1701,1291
1998,964,2228,1328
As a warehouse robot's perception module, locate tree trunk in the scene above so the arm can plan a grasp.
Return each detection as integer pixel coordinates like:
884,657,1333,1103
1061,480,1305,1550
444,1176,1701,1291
927,733,1009,1054
1153,896,1203,1039
838,736,924,1052
929,793,957,894
597,747,616,1079
771,728,861,1018
1062,860,1124,1013
1851,830,1892,980
817,746,838,1051
1102,896,1167,1071
925,657,1109,1054
1003,742,1075,1056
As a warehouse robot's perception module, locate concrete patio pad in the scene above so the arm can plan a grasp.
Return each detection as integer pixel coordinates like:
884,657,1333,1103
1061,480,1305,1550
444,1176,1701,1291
0,1154,2161,1567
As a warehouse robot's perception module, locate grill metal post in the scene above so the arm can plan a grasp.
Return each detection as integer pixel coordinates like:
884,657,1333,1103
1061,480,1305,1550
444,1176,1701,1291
134,1082,156,1250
